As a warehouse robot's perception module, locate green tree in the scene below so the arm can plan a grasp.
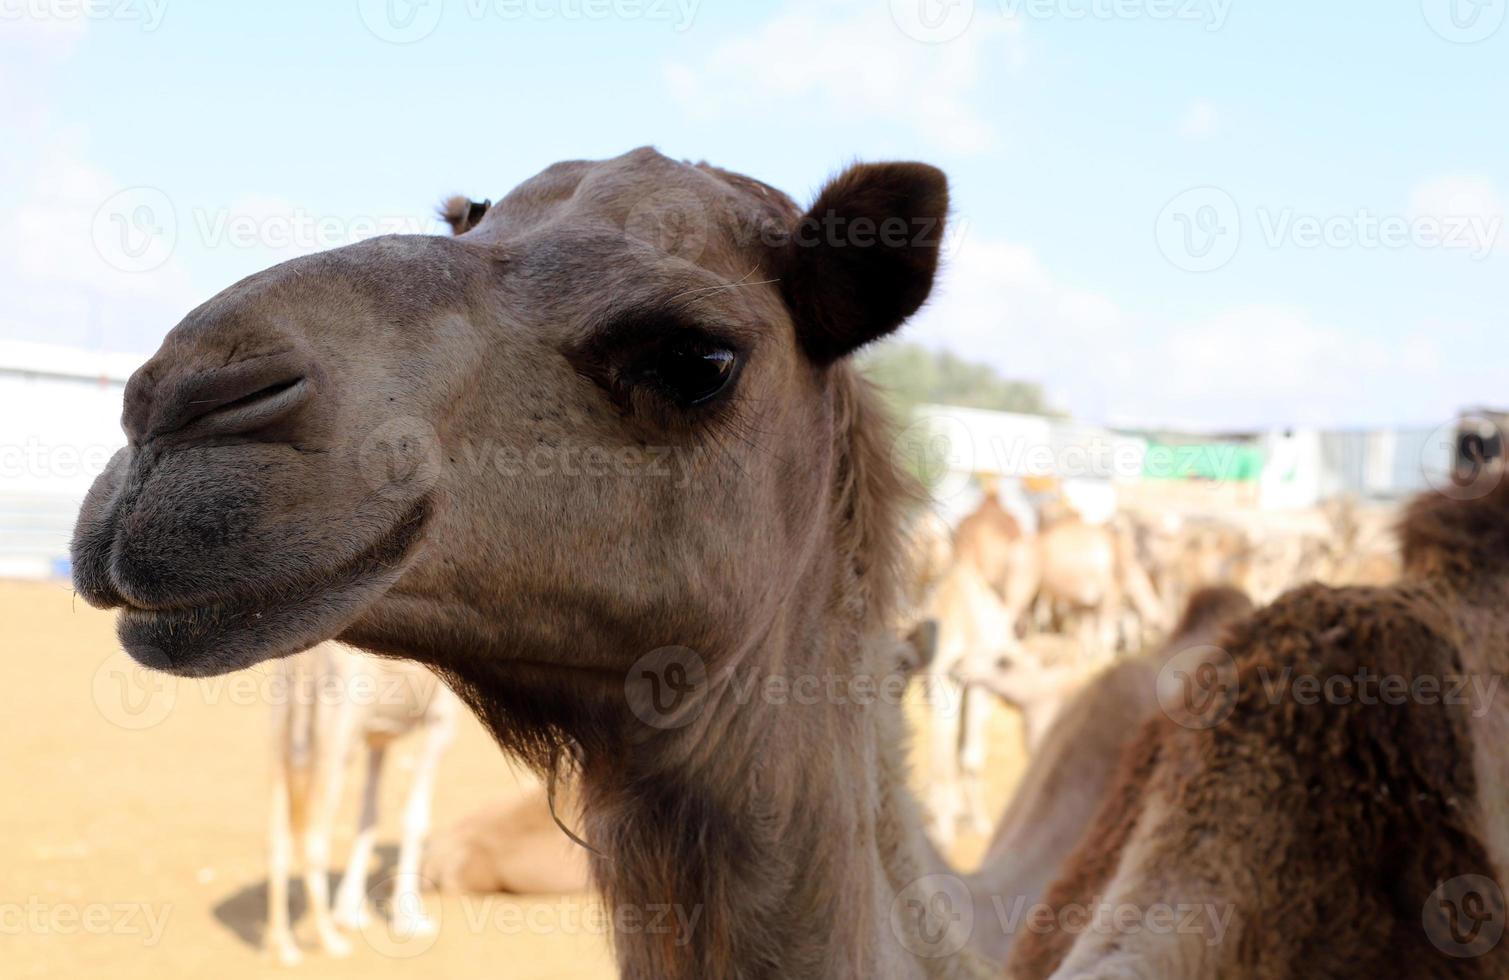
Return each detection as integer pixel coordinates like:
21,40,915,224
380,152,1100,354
859,341,1059,421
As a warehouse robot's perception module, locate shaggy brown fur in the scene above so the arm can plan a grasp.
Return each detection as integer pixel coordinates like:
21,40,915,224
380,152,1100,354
968,586,1253,966
1009,480,1509,979
1170,583,1255,640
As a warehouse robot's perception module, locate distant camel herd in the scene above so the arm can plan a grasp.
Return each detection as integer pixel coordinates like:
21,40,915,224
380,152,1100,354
72,148,1506,978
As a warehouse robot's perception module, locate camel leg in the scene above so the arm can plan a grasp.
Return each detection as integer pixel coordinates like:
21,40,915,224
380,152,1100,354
301,700,353,958
1075,613,1099,667
1121,607,1143,654
388,711,454,937
958,682,994,836
1095,606,1117,661
1100,579,1124,659
926,673,962,850
265,757,302,966
332,741,386,930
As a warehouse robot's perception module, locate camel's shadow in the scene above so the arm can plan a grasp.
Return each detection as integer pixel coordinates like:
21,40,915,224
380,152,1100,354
212,843,400,949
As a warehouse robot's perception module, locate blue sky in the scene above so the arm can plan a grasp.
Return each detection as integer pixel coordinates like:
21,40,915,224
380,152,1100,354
3,0,1506,428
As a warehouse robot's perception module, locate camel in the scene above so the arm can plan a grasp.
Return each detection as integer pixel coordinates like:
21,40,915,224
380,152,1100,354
1131,513,1251,625
1008,479,1509,978
951,481,1024,591
952,645,1086,754
923,554,1022,845
71,148,997,978
264,642,458,965
1004,512,1167,661
923,490,1166,845
423,784,592,896
898,506,953,674
962,585,1254,965
903,506,955,616
919,486,1032,844
1312,495,1403,589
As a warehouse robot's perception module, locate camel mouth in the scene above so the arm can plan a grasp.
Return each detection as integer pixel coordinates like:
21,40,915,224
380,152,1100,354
115,497,433,678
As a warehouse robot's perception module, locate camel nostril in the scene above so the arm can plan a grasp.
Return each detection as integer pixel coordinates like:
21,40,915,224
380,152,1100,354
170,375,311,440
131,351,315,442
995,656,1013,672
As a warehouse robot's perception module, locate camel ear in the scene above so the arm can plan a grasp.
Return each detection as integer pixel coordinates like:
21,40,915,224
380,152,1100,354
440,196,491,236
780,163,948,365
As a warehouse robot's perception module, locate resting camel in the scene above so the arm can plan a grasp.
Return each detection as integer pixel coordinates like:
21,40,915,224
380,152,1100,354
423,784,592,896
962,585,1254,965
1008,479,1509,978
71,149,998,977
265,642,457,965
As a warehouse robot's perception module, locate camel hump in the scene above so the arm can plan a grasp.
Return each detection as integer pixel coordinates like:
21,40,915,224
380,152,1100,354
1013,581,1493,978
1170,584,1254,641
1398,476,1509,585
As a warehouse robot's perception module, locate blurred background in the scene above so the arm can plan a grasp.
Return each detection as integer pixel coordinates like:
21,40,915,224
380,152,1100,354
2,1,1505,976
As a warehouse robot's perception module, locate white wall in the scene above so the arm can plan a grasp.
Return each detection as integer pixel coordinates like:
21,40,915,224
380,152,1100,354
0,344,140,578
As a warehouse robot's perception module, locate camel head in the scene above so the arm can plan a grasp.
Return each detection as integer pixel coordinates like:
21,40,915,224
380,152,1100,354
71,148,948,720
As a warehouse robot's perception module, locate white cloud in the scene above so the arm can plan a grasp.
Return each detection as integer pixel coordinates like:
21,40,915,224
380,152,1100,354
0,138,201,352
905,236,1456,429
0,19,198,354
1149,307,1447,428
905,235,1131,419
664,0,1023,154
1177,98,1218,141
1408,174,1505,257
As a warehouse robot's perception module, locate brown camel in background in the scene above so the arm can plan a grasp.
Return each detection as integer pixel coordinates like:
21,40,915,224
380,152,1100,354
423,784,591,897
964,586,1254,966
72,148,1001,978
926,486,1167,843
952,480,1024,589
923,553,1020,844
921,484,1030,843
1009,480,1509,979
1005,514,1167,661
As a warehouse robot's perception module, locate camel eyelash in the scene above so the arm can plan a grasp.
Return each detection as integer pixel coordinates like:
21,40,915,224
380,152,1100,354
574,312,750,422
620,334,744,409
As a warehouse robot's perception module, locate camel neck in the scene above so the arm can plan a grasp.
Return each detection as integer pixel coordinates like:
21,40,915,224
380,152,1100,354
571,608,987,980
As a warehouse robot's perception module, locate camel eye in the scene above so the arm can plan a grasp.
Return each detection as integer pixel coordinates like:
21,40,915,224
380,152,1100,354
638,339,739,407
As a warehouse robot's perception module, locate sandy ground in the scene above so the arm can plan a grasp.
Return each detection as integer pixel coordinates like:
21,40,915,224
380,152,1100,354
0,579,1028,978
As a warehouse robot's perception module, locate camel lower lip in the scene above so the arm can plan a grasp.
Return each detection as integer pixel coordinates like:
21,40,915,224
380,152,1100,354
116,497,431,677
